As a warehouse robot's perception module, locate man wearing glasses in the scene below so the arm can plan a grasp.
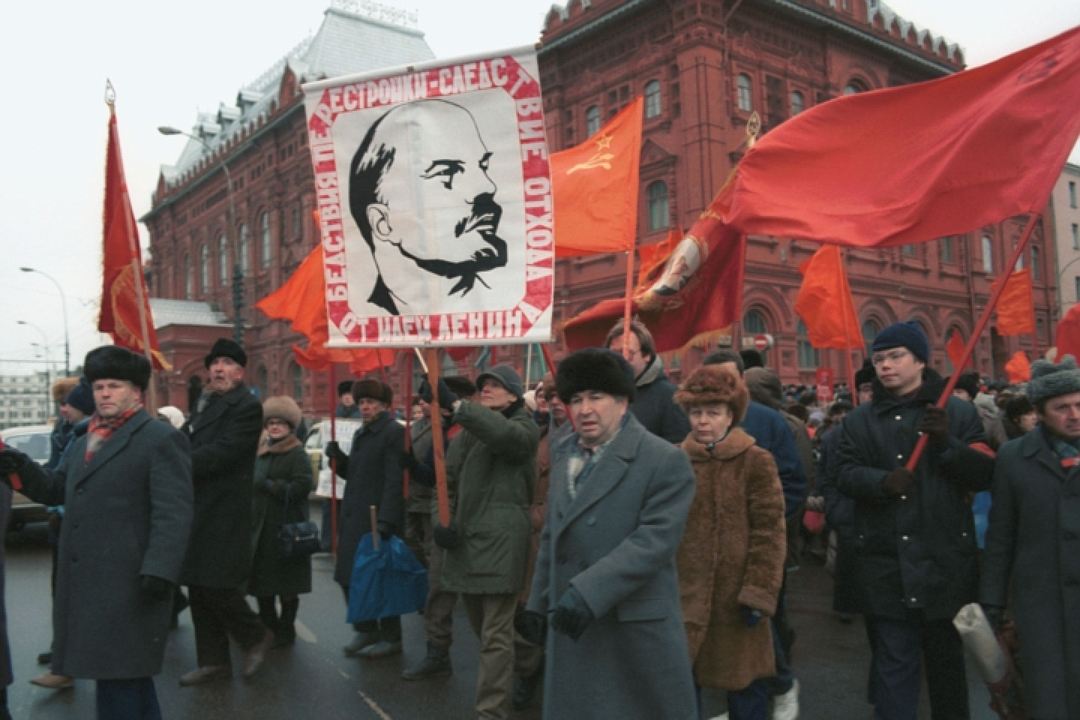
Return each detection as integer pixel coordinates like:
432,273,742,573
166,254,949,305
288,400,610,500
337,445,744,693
836,321,994,720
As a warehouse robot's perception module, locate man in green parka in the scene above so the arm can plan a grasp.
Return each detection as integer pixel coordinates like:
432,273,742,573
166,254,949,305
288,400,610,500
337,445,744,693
434,364,539,720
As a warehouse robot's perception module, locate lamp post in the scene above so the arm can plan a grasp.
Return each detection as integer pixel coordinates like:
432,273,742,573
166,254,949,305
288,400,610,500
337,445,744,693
18,320,51,421
18,267,69,375
158,125,244,346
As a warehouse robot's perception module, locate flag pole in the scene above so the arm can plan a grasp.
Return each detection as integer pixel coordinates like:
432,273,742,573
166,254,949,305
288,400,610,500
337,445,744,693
839,248,857,399
621,249,636,354
403,353,413,501
328,364,339,556
424,348,451,527
524,343,533,387
540,343,557,378
906,212,1041,471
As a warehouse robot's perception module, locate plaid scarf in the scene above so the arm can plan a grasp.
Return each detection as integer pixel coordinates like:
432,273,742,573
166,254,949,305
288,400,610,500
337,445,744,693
85,406,141,461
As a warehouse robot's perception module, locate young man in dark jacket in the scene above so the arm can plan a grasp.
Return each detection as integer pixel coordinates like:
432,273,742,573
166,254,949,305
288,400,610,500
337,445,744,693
605,320,690,444
837,321,994,720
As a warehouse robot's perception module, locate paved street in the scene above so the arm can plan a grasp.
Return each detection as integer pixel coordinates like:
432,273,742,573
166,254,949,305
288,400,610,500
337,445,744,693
3,513,998,720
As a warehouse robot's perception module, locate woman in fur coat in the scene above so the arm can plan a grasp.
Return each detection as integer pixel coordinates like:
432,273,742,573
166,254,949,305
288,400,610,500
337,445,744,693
675,364,787,720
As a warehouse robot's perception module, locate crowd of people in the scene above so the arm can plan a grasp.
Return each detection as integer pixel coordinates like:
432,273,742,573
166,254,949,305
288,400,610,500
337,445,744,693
0,317,1077,719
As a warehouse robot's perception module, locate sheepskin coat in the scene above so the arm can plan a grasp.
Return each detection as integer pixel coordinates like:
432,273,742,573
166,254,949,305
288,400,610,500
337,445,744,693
677,427,787,691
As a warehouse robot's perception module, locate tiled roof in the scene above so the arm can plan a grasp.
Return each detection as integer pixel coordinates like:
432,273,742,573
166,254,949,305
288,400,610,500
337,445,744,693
150,299,231,329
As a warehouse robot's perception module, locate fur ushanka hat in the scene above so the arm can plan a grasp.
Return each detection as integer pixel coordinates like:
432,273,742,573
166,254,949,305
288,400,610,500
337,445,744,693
675,363,749,422
1027,355,1080,407
556,348,636,403
84,345,152,391
51,376,79,403
262,396,303,429
353,378,393,406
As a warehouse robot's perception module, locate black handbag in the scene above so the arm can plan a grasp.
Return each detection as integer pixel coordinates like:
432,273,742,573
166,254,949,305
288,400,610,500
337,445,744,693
277,486,321,559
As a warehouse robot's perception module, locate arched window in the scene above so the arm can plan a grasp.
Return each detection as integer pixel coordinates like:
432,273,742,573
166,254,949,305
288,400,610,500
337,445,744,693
199,243,210,291
218,234,229,283
743,309,768,334
1032,245,1041,281
736,74,753,112
647,181,669,232
644,80,662,118
586,105,601,136
944,327,964,374
862,318,881,357
290,362,304,401
843,79,868,95
797,320,819,369
790,91,805,115
1014,245,1024,271
238,224,250,274
259,211,271,269
183,253,193,299
981,235,994,274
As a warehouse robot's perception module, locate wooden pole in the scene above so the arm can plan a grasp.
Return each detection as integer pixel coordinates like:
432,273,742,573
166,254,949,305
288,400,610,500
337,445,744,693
906,212,1040,471
403,353,413,501
540,344,557,379
328,364,339,556
621,250,635,354
424,348,452,527
370,505,380,551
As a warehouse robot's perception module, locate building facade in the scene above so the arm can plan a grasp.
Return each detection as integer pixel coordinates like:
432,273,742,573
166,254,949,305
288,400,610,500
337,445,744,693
0,371,51,430
1050,163,1080,317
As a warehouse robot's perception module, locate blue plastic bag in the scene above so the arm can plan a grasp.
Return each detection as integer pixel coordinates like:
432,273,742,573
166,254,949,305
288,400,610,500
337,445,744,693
347,534,428,623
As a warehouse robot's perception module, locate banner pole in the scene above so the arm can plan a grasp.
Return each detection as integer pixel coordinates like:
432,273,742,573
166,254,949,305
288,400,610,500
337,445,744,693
906,212,1040,471
839,248,857,399
621,250,635,354
424,348,451,527
329,364,339,556
540,344,557,378
403,353,413,501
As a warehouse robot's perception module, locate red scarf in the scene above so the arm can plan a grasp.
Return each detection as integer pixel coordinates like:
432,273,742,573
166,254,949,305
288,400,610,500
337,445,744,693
85,406,141,461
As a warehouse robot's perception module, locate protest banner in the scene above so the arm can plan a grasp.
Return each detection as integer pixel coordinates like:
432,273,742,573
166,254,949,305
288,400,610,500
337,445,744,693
302,47,554,348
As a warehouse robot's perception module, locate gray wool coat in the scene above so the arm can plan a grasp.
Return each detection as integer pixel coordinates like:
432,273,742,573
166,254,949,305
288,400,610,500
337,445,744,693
17,410,193,679
980,429,1080,720
181,384,263,588
527,414,697,720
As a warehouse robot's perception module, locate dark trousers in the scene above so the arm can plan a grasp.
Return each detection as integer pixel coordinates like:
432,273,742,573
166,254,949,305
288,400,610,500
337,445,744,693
866,614,969,720
95,677,161,720
695,679,769,720
766,575,795,695
188,585,266,667
339,584,401,639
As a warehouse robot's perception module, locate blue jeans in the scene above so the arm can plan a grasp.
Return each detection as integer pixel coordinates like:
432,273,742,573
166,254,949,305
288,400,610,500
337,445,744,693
96,678,161,720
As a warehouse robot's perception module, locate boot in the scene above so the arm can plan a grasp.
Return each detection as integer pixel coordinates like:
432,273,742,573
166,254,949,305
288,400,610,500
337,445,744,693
273,597,299,648
401,643,452,680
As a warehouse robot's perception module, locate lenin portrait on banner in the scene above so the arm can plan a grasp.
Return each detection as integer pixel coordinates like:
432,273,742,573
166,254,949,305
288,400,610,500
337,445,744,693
347,98,517,317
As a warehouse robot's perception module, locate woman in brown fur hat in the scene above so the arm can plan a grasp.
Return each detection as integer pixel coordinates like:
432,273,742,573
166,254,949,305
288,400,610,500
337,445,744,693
248,396,313,647
674,364,787,720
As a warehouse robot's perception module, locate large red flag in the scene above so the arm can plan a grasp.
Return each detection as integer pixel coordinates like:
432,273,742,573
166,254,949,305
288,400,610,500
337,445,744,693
793,245,862,349
553,98,644,257
725,27,1080,247
564,180,745,352
99,104,169,369
256,246,394,375
1055,304,1080,360
994,269,1035,336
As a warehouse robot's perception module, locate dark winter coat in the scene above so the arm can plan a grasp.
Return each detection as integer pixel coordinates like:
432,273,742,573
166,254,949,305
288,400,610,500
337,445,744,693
741,401,807,518
629,355,691,444
836,371,993,620
980,429,1080,719
406,417,434,514
248,435,313,597
331,412,404,586
678,428,786,691
440,401,538,595
17,410,193,678
818,423,860,614
527,414,697,720
181,383,263,588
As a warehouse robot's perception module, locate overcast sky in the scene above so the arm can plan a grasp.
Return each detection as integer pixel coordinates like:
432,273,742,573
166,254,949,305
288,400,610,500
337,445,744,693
1,1,1077,377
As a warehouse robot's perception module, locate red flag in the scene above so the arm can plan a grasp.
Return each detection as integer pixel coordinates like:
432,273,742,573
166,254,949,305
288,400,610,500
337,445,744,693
256,246,395,375
725,27,1080,247
553,98,644,257
1057,304,1080,361
99,104,169,369
564,180,745,352
793,245,862,350
994,269,1035,336
945,331,967,373
1004,351,1032,384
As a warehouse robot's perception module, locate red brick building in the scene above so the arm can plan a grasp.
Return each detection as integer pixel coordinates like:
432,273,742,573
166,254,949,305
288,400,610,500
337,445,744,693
144,0,1058,415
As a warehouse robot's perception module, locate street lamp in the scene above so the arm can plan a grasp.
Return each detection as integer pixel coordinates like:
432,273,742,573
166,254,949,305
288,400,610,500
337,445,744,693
19,267,69,375
18,320,51,420
158,125,244,346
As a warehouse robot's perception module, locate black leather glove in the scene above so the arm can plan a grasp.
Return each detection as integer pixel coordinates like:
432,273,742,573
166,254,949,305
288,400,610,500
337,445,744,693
400,451,419,471
140,574,174,602
515,608,547,646
881,467,915,497
325,441,347,464
982,604,1005,631
917,405,950,451
0,448,30,476
740,605,764,628
432,523,461,549
376,521,394,541
552,587,593,640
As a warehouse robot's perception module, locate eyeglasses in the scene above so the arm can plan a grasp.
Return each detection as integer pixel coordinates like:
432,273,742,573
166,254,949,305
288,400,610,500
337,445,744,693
871,349,912,366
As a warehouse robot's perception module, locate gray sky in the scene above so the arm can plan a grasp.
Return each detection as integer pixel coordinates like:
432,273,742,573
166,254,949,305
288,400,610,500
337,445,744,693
1,1,1077,377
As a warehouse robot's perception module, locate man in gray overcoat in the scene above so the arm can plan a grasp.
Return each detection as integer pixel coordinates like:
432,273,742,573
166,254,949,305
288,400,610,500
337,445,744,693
521,348,697,720
179,338,271,686
981,356,1080,719
0,345,193,718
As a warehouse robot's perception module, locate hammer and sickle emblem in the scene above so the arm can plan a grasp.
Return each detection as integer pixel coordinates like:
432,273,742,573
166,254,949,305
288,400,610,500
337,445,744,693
567,153,615,174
